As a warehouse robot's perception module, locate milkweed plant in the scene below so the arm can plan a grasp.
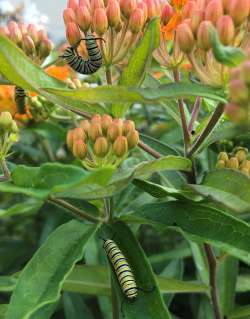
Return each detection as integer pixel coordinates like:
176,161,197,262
1,0,250,318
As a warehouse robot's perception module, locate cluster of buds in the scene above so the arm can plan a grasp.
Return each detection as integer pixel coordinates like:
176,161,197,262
216,148,250,177
0,21,53,64
63,0,160,69
66,114,139,169
27,96,55,122
0,112,19,160
157,0,250,86
225,51,250,124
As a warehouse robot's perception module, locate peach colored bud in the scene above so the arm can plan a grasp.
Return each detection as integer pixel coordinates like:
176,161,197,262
66,22,81,46
88,122,102,141
205,0,223,25
93,8,108,35
39,39,53,59
63,8,76,24
153,0,161,16
66,129,75,150
127,130,139,148
120,0,136,19
182,1,198,19
123,120,135,135
144,0,156,20
94,136,109,157
226,157,239,169
161,3,174,25
196,0,206,10
229,79,249,104
22,35,36,56
107,122,122,142
79,0,91,9
222,0,230,12
37,29,48,42
240,167,249,176
8,21,22,44
190,10,204,34
197,20,213,51
216,15,234,45
91,0,105,12
80,119,91,133
218,151,229,162
129,8,144,33
176,23,195,54
106,0,121,27
229,0,250,26
137,2,148,23
113,136,128,157
225,103,246,123
73,127,87,141
67,0,78,10
76,6,91,31
91,114,102,123
236,149,247,163
240,160,250,170
18,23,27,35
242,61,250,84
216,160,226,169
0,26,10,37
27,24,39,45
101,114,113,133
73,140,88,159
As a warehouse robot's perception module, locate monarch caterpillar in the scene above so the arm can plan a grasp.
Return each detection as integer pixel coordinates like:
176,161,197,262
103,239,138,300
14,86,27,114
61,33,103,75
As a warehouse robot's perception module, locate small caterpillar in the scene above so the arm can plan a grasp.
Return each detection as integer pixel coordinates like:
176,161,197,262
14,86,27,114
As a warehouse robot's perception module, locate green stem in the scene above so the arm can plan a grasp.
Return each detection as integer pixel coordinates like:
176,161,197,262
111,275,120,319
0,159,11,180
48,197,100,223
106,66,113,85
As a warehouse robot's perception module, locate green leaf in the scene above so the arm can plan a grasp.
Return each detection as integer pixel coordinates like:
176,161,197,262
123,201,250,265
112,17,160,117
139,134,180,156
102,221,171,319
63,292,94,319
0,305,8,319
0,200,43,218
6,220,99,319
229,305,250,319
236,275,250,292
0,276,17,292
191,169,250,213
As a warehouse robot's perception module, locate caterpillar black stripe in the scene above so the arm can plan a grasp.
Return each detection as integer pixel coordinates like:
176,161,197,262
61,33,103,75
14,86,27,114
103,239,138,300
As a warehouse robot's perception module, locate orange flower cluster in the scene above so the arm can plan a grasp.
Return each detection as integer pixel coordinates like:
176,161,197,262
66,114,139,169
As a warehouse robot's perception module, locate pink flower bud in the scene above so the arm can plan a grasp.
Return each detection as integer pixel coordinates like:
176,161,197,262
93,8,108,35
205,0,223,25
113,136,128,157
91,114,102,123
22,35,36,56
39,39,53,59
196,0,206,10
66,22,81,46
67,0,78,10
101,114,113,133
216,15,234,45
123,120,135,135
73,140,88,159
153,0,161,16
144,0,156,20
229,0,250,26
120,0,136,19
127,130,139,148
27,24,39,45
225,103,246,123
176,23,195,54
182,1,198,19
229,79,249,104
73,127,87,141
63,8,76,24
106,0,121,27
8,21,22,44
161,3,174,25
190,10,204,34
0,26,10,37
93,136,109,157
79,0,91,9
137,2,148,22
38,29,48,42
88,122,102,141
18,23,27,35
91,0,105,13
197,20,213,51
222,0,230,13
76,6,91,31
66,129,75,150
80,119,91,133
129,8,144,33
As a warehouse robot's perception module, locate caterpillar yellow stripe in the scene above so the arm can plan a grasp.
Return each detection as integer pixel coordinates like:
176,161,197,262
103,239,138,300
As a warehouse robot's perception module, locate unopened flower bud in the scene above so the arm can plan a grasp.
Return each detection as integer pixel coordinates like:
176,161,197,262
79,0,91,10
240,160,250,170
76,6,91,31
8,21,22,44
123,120,135,135
10,121,18,134
37,29,48,42
120,0,136,19
225,103,246,123
39,39,53,59
229,0,250,26
101,114,113,133
227,157,239,169
22,35,36,56
27,24,39,45
107,122,122,142
129,8,144,33
91,114,102,123
197,21,213,51
190,10,204,34
216,15,234,45
93,136,109,157
113,136,128,157
216,160,226,169
236,149,247,163
63,8,76,24
0,112,13,130
229,79,249,104
176,23,195,54
218,152,229,162
66,129,75,150
80,119,91,133
205,0,223,25
91,0,105,12
18,23,27,35
137,2,148,23
144,0,156,20
66,22,81,46
127,130,139,148
106,0,121,27
88,122,102,141
0,26,10,37
240,167,249,176
241,61,250,84
67,0,78,10
222,0,230,13
73,127,87,141
182,1,198,19
93,8,108,35
73,140,87,159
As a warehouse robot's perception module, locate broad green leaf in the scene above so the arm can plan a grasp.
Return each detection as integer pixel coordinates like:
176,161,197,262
236,275,250,292
0,305,8,319
123,201,250,265
189,243,209,285
0,276,16,292
0,200,43,218
63,292,94,319
6,220,99,319
229,305,250,319
139,134,180,156
102,221,172,319
112,17,160,117
191,169,250,213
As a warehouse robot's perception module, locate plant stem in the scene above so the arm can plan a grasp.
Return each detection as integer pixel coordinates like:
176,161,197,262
138,140,161,159
48,197,100,223
204,243,223,319
0,159,11,180
106,67,113,85
188,103,225,157
111,275,120,319
188,96,202,133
